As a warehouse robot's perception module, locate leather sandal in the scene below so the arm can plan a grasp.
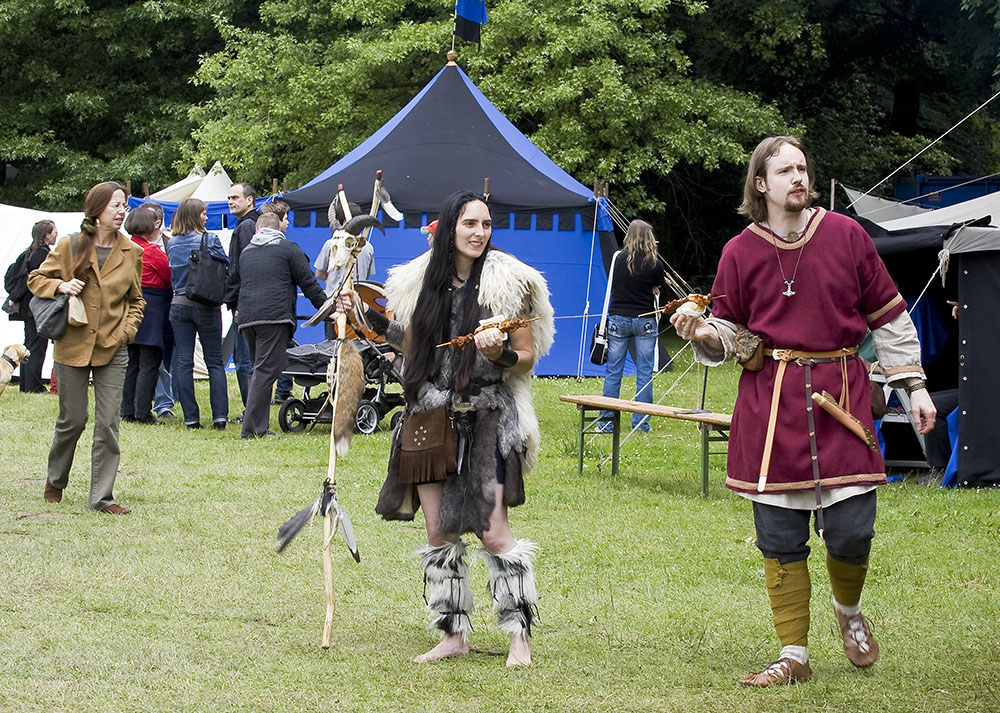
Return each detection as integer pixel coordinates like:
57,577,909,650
836,610,880,667
739,657,812,687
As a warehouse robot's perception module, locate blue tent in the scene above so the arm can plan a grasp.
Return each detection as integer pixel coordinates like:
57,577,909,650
280,61,614,376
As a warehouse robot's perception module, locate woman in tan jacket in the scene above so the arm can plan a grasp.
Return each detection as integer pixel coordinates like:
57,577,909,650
28,181,145,514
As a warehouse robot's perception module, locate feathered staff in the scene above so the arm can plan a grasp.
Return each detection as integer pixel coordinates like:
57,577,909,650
279,175,392,648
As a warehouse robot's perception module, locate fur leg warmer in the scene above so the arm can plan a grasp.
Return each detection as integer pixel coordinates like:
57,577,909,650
417,539,473,640
479,539,540,637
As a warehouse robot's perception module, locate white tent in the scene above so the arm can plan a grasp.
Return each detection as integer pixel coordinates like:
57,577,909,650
146,161,234,203
841,184,932,222
872,190,1000,231
148,165,206,202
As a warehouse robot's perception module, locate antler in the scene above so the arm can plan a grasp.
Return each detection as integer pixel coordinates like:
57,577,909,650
436,316,540,349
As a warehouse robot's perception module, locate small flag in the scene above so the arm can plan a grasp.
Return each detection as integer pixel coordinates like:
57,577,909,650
455,0,487,46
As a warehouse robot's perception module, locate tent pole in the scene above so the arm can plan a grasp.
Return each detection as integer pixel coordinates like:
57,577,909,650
830,179,836,210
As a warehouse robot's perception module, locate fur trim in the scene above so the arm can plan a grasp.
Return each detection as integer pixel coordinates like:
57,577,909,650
329,339,365,457
478,539,540,637
384,250,555,473
417,540,474,639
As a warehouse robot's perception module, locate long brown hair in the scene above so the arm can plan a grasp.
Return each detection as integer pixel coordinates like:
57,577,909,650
624,219,657,274
170,198,207,236
73,181,125,278
30,220,55,252
737,136,819,224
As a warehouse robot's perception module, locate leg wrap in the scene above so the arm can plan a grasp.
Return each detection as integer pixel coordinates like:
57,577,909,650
763,557,811,648
479,539,540,638
417,540,473,640
826,552,868,608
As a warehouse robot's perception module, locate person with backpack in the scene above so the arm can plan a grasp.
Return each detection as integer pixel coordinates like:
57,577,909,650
7,220,59,392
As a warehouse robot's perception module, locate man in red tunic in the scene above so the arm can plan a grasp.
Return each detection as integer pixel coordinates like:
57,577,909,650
672,136,936,686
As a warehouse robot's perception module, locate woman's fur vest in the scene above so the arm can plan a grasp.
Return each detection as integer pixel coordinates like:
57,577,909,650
384,248,554,474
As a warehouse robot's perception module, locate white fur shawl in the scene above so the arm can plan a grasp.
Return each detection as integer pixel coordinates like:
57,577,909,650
384,249,555,473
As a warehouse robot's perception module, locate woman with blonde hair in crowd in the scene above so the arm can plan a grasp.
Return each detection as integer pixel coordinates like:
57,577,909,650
599,219,667,432
28,181,145,514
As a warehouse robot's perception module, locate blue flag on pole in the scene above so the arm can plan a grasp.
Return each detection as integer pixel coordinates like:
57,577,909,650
455,0,487,46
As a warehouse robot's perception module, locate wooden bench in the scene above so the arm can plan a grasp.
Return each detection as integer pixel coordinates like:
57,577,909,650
559,394,732,495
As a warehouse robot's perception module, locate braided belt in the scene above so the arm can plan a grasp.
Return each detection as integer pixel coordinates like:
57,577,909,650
758,346,858,539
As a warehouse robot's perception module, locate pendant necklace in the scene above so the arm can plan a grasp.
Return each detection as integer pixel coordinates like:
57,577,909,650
773,239,806,297
763,212,812,298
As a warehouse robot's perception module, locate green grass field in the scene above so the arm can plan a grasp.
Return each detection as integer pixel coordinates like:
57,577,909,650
1,342,998,712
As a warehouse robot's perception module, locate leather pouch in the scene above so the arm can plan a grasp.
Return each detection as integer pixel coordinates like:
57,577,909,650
735,325,764,372
399,407,457,484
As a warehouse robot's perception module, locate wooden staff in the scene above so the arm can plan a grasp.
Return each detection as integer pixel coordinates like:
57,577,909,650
320,185,355,648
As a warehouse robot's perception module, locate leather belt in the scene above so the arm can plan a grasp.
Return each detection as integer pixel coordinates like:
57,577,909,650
757,346,859,536
764,347,857,362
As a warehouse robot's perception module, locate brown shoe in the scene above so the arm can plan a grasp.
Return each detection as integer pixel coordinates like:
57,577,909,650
740,658,812,687
835,609,880,667
100,503,132,515
43,480,63,503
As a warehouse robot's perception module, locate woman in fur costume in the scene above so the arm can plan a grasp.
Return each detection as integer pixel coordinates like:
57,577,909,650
337,191,554,667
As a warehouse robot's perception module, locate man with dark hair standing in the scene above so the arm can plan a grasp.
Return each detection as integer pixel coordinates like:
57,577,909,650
672,136,936,686
225,182,260,415
234,212,328,439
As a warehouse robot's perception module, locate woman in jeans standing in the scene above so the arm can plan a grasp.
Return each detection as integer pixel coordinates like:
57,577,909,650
166,198,230,430
28,181,145,514
601,219,666,432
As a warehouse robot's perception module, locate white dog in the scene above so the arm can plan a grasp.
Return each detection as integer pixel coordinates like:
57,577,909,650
0,344,31,396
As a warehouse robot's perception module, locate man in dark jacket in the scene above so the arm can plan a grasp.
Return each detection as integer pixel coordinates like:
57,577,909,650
225,182,260,413
235,213,329,438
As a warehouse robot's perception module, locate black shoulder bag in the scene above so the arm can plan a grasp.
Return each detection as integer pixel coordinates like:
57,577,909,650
185,232,229,306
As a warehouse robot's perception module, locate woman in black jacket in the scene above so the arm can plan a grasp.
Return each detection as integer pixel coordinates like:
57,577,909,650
19,220,58,392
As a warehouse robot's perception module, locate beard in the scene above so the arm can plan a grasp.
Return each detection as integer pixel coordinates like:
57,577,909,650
784,188,810,213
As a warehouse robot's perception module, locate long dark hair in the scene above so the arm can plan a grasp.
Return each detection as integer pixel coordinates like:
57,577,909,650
30,220,55,252
404,191,492,400
73,181,125,279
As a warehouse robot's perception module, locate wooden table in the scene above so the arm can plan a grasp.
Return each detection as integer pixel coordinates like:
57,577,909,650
559,394,732,495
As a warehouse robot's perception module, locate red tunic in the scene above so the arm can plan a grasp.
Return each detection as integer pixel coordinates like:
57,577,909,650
130,236,171,291
710,209,906,494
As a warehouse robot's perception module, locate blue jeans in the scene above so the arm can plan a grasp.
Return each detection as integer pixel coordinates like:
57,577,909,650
602,315,656,430
170,303,229,425
153,363,175,414
232,329,253,407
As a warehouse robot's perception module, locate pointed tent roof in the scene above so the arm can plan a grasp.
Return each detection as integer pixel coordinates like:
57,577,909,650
282,63,596,216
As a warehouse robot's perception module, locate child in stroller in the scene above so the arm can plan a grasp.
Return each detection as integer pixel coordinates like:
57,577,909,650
278,336,404,434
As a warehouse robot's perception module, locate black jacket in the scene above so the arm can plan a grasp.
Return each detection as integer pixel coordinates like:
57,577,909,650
235,234,328,330
224,208,261,309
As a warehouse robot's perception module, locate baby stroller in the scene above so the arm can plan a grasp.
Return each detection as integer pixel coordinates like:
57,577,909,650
277,336,405,434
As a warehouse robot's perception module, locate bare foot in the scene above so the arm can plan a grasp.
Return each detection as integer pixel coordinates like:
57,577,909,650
414,634,470,663
506,632,532,667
